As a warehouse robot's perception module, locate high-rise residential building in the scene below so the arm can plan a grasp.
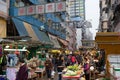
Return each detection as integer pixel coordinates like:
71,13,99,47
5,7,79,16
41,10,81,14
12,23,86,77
99,0,120,32
66,0,94,49
79,0,85,20
66,0,85,20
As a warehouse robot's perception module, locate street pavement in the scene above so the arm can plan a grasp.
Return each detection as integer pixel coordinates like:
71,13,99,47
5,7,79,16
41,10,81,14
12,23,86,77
40,72,83,80
40,72,58,80
40,72,105,80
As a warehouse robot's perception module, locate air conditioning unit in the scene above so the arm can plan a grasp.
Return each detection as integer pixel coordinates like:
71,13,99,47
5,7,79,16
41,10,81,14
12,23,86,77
101,13,108,21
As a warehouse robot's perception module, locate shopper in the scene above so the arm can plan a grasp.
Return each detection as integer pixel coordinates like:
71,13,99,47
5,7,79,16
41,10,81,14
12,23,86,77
16,59,28,80
56,55,64,80
83,57,90,80
71,54,77,65
44,58,53,80
51,55,56,71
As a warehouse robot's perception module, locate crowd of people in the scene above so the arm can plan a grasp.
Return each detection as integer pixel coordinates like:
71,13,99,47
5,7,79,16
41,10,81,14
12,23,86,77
0,48,105,80
44,48,105,80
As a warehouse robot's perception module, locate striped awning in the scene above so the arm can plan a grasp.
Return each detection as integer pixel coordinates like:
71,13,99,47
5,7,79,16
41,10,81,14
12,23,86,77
57,38,68,47
12,18,51,44
48,34,61,49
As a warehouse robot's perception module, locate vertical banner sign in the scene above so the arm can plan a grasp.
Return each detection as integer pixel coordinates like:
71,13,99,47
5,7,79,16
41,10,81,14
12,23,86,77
56,2,66,12
0,0,8,18
36,5,44,14
45,3,55,13
18,7,26,16
27,6,35,15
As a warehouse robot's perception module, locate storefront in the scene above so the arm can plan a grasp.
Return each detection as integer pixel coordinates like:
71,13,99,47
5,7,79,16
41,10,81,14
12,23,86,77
95,32,120,77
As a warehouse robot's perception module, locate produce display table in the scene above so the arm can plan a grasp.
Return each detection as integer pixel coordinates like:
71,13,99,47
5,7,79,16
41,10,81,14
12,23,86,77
62,64,83,80
35,68,45,79
28,72,37,80
62,74,80,80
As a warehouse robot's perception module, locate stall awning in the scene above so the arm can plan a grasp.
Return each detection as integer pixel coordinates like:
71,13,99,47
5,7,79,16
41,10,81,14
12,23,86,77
48,34,61,49
32,26,51,44
12,18,51,44
0,18,6,38
23,22,39,41
57,38,68,47
12,18,29,36
68,45,73,51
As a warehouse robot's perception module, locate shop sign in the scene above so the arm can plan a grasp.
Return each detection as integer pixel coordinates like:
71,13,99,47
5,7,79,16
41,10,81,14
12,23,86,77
56,2,66,12
45,3,55,13
27,6,36,15
18,1,66,16
36,5,44,14
0,0,9,18
18,7,26,16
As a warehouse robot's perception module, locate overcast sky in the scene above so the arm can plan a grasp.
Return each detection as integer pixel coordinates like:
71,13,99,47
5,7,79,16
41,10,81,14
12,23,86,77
85,0,100,40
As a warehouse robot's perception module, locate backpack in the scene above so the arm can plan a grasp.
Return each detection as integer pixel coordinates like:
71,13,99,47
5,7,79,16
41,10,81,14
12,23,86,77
71,56,76,63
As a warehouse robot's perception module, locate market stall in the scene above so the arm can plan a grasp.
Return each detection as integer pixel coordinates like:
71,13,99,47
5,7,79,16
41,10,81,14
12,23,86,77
3,48,30,80
0,37,49,80
62,64,84,80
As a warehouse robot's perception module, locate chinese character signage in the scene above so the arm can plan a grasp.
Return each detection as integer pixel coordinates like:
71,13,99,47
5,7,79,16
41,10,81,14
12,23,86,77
0,0,9,18
36,5,44,14
18,1,66,16
56,2,66,12
45,3,55,13
27,6,36,15
18,7,26,16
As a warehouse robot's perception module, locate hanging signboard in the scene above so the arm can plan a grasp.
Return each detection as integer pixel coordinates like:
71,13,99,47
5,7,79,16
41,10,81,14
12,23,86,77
55,2,66,12
18,7,26,16
27,6,36,15
0,0,9,18
18,1,66,16
45,3,55,13
36,5,44,14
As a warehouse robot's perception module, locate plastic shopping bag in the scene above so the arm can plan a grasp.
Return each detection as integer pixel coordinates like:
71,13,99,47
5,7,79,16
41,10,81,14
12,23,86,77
51,70,55,78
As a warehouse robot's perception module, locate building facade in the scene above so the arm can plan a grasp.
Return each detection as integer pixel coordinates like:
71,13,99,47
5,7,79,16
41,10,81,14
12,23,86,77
66,0,85,19
66,0,86,50
0,0,9,38
65,22,77,50
8,0,70,50
99,0,120,32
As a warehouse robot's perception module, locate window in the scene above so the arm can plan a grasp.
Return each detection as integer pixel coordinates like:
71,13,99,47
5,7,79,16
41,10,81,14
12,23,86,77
2,0,6,2
46,0,52,3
